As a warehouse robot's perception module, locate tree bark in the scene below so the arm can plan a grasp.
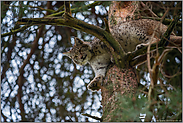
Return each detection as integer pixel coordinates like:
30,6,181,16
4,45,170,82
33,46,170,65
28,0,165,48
101,65,138,122
101,1,143,121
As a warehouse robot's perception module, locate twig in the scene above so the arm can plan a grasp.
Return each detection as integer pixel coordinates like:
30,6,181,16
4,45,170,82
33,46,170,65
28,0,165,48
140,2,158,17
158,49,172,63
130,48,159,66
159,18,179,47
147,8,169,102
158,78,169,95
82,113,102,122
47,1,103,17
160,64,182,79
1,104,8,122
28,5,56,13
170,110,182,120
177,47,182,53
17,2,53,120
1,36,13,80
55,5,64,13
167,36,182,47
3,3,56,13
17,25,44,121
1,24,32,37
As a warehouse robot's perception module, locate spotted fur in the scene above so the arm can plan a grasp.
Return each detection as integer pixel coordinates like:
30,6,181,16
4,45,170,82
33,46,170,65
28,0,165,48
63,37,111,91
63,19,174,91
110,19,175,53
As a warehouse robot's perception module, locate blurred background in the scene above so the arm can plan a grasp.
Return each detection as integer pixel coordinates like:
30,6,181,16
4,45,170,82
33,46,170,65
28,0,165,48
1,1,182,122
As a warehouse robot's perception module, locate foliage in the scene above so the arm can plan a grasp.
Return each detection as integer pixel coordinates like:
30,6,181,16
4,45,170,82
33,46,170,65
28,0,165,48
110,94,152,122
1,1,182,122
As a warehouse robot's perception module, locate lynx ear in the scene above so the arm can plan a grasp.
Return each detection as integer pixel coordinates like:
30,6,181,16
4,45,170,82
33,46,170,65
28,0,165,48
62,51,71,57
74,37,84,45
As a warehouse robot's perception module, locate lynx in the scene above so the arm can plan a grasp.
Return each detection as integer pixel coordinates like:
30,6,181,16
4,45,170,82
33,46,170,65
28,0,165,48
63,37,111,91
63,19,175,91
109,19,175,53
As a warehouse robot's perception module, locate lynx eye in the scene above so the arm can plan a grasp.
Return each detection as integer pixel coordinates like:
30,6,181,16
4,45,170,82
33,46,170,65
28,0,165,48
74,55,78,59
81,54,87,60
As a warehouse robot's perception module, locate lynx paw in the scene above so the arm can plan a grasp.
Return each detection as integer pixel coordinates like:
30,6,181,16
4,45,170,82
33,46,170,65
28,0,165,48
87,75,104,91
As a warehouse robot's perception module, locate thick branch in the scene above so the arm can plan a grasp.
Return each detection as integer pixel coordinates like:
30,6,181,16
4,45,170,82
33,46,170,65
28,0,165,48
17,13,126,67
158,16,180,47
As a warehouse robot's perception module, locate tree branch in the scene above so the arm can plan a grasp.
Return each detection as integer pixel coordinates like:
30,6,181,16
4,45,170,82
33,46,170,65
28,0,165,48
17,2,52,121
17,13,126,67
1,24,32,37
158,16,180,47
64,1,71,15
104,18,110,33
1,1,103,38
82,113,102,122
47,1,103,17
17,25,44,121
1,110,7,122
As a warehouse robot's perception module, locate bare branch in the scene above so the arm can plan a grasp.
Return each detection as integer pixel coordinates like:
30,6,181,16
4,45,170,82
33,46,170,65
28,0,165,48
17,2,53,120
1,24,32,37
140,2,158,17
147,8,170,103
160,64,182,79
82,113,102,122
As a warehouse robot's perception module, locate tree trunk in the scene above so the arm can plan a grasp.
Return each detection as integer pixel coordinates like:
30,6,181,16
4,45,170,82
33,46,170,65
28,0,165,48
101,65,138,122
101,2,142,121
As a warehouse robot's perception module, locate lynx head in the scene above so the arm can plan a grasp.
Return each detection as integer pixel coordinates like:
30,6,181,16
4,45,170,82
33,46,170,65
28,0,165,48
63,37,92,66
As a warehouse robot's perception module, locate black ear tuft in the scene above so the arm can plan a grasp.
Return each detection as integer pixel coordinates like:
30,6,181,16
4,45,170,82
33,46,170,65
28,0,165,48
74,37,84,45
